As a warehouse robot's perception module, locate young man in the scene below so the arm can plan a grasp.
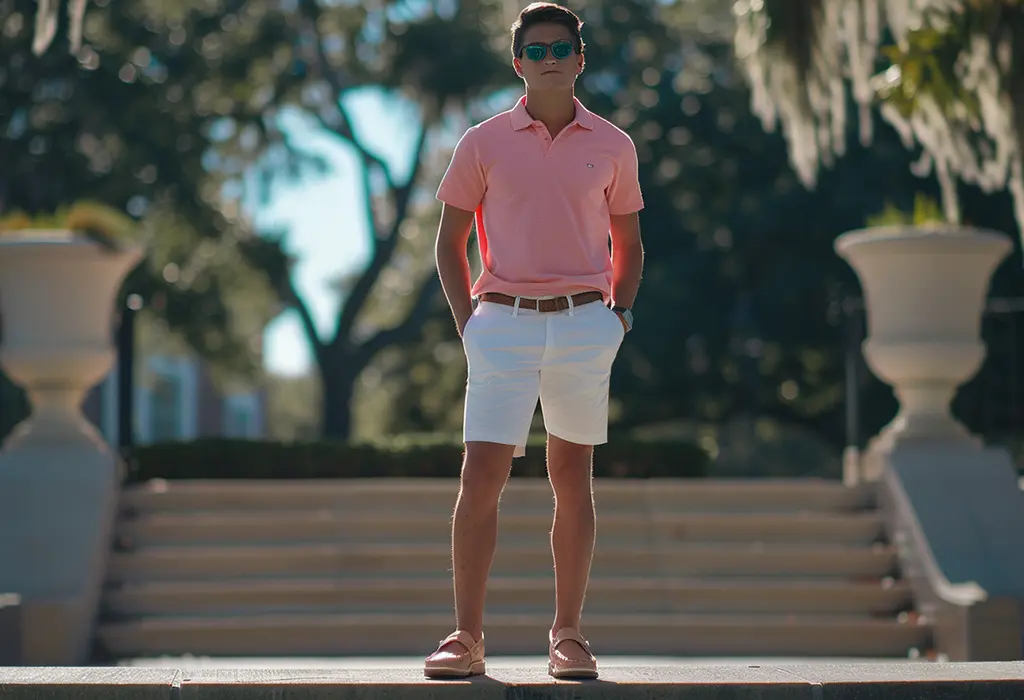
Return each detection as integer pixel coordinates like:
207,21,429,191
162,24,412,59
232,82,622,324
426,1,644,681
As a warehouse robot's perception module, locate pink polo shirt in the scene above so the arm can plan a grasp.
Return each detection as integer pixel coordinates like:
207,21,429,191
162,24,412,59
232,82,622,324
436,95,644,299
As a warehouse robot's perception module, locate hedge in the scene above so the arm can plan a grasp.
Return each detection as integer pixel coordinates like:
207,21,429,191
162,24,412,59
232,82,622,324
124,434,710,482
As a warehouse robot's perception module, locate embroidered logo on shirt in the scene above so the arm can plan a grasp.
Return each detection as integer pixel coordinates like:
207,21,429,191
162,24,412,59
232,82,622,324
586,163,594,168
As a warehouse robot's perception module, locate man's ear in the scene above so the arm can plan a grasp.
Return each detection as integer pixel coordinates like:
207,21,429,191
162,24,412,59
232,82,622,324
578,53,585,74
513,56,524,78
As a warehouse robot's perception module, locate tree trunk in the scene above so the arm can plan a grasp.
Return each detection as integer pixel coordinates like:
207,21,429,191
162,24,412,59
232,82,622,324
319,361,358,441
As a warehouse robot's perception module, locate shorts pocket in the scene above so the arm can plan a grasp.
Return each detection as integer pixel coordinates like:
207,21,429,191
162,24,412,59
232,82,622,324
463,303,487,340
603,304,626,341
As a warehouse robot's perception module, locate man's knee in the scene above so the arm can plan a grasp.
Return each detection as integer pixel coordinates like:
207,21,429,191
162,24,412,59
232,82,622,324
547,435,594,490
459,441,515,504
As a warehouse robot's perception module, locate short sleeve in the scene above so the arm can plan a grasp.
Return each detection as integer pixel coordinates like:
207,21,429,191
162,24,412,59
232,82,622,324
436,127,486,212
606,135,644,215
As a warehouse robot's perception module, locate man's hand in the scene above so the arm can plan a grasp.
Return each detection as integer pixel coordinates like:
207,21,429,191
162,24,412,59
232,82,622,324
457,313,473,338
614,310,630,333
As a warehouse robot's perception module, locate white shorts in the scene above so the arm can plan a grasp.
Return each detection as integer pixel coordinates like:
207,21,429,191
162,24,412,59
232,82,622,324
461,296,625,456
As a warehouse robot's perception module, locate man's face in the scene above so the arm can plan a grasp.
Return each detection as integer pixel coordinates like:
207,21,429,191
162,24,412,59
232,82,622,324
514,22,584,90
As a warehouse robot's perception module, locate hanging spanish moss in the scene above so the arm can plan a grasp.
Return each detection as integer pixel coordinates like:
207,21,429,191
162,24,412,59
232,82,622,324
31,0,89,56
734,0,1024,245
67,0,88,53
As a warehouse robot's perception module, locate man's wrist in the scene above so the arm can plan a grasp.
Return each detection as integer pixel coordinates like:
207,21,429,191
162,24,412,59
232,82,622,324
611,305,633,332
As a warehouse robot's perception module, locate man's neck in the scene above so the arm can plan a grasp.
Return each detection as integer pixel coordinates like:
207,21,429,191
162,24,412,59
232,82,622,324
524,89,576,138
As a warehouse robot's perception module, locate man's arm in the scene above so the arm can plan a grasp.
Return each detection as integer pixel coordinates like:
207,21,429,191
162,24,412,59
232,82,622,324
435,203,477,336
609,211,644,314
606,130,644,325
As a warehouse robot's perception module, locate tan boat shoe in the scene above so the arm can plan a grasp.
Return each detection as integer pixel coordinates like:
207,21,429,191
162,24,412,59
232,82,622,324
424,630,485,679
548,627,598,679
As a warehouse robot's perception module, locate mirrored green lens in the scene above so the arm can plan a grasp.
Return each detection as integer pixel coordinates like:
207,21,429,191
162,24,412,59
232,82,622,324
551,41,573,59
524,45,547,61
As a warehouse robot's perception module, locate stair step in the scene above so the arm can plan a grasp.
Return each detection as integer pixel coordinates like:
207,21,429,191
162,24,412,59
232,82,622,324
106,543,897,582
116,511,885,547
102,478,921,659
103,576,912,618
120,478,874,515
95,611,931,658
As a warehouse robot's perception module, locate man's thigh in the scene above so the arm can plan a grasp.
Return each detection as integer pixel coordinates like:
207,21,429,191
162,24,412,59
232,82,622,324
539,301,624,446
462,302,546,449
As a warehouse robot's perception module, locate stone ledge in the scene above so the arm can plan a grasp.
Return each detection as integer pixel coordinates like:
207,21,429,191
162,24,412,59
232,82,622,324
0,663,1022,700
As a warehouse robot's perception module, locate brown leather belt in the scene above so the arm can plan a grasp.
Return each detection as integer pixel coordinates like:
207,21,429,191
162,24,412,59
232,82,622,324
478,291,605,313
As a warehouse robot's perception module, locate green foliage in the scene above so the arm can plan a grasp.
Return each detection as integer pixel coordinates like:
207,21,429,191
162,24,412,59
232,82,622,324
739,0,1024,231
265,372,321,440
126,436,711,481
0,0,286,378
382,5,510,108
876,8,992,122
0,199,139,250
866,193,946,228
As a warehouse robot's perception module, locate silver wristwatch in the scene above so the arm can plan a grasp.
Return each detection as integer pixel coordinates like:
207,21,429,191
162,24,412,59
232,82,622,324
611,305,633,331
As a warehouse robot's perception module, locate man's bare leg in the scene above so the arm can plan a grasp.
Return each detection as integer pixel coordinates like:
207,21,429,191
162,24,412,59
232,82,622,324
547,433,597,662
436,440,516,654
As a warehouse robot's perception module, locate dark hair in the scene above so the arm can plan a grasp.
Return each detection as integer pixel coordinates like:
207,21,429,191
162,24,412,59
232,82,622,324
510,3,585,58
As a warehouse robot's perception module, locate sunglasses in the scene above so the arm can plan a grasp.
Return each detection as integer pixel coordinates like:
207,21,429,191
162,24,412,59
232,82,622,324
520,40,575,61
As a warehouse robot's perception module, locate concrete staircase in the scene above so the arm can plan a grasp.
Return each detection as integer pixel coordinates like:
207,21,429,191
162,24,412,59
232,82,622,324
96,478,933,659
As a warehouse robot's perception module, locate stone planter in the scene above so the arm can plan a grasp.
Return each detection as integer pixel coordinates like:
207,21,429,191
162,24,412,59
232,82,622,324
0,230,142,664
834,225,1012,481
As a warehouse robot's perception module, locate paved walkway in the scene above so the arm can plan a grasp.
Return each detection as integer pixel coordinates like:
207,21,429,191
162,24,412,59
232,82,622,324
2,660,1022,700
120,655,930,669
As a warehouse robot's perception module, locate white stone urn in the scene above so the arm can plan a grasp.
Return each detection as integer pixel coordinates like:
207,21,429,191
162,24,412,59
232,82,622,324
0,230,142,664
834,225,1012,481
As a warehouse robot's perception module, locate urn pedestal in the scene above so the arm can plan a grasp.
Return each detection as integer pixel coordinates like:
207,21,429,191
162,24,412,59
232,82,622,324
834,225,1012,482
0,231,141,664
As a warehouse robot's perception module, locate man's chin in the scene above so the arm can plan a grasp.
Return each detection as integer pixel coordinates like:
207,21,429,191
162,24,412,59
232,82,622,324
527,75,574,90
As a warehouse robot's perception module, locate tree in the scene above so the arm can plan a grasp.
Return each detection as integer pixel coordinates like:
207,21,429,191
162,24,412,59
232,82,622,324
733,0,1024,240
239,0,511,439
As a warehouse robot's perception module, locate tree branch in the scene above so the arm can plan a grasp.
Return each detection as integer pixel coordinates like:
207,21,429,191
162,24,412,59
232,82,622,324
295,1,444,358
331,234,400,350
298,0,387,251
299,0,396,192
312,112,395,193
392,120,430,227
285,277,327,368
331,117,435,348
355,274,443,366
